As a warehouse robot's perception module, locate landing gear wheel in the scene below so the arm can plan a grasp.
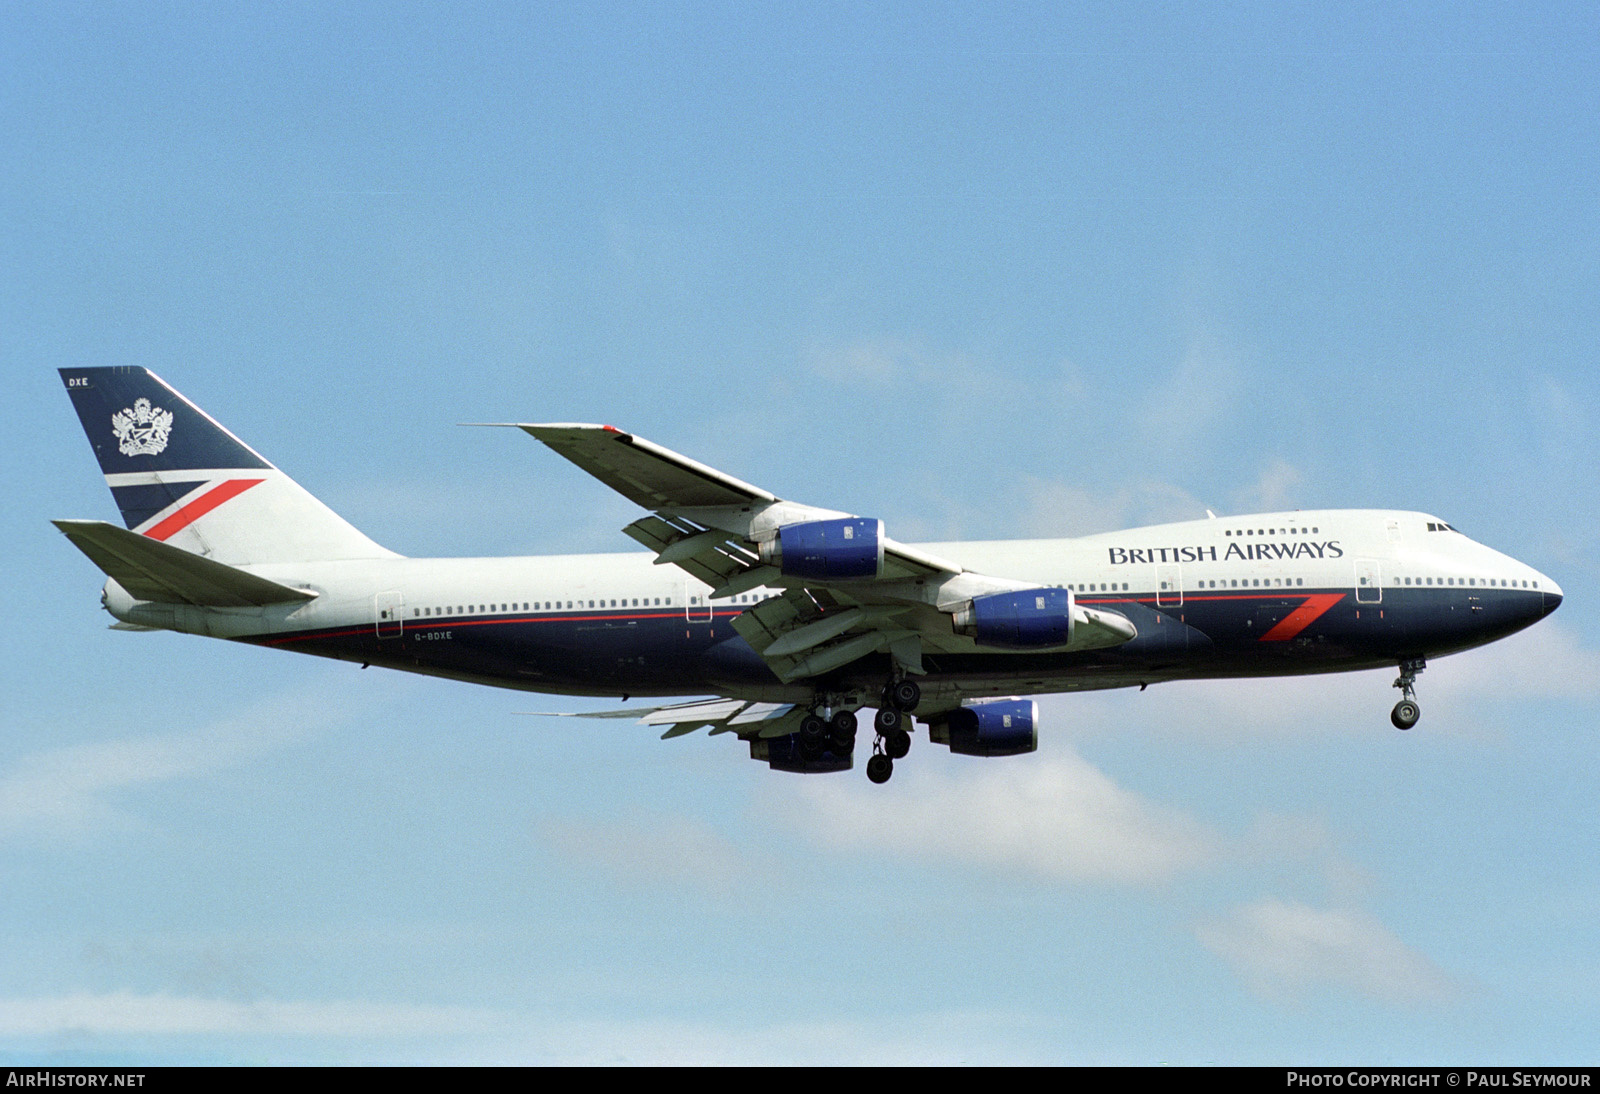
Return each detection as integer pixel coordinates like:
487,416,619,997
799,714,827,759
866,754,894,784
886,727,911,760
888,679,921,712
874,707,903,734
829,709,858,751
1391,658,1426,732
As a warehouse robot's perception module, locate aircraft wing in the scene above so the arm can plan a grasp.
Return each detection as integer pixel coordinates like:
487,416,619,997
506,423,1137,682
524,698,804,740
518,424,777,510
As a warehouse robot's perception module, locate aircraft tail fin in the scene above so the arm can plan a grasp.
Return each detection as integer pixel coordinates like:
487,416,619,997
59,367,396,564
53,520,318,607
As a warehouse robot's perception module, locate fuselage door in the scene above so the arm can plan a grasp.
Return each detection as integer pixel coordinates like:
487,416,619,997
1354,560,1383,604
684,579,712,624
375,590,404,638
1156,564,1182,608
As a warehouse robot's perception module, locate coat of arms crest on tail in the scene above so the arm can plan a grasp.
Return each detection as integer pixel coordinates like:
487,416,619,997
111,397,173,456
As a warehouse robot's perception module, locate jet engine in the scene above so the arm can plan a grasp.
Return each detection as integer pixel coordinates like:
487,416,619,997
758,517,884,580
926,699,1039,757
951,587,1074,648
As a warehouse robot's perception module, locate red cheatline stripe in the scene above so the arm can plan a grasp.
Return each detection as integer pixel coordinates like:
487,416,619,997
1259,594,1345,641
263,609,742,646
143,478,266,541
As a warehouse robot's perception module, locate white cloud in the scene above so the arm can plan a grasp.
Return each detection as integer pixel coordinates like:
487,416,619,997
1139,332,1242,451
1050,616,1599,747
0,694,322,840
1059,670,1391,745
498,1009,1067,1066
0,992,1066,1063
1196,898,1464,1006
538,810,755,893
803,336,1078,413
1230,458,1305,514
1528,375,1589,467
1016,476,1209,538
807,336,922,387
0,991,500,1039
1425,620,1600,703
780,749,1219,885
1240,812,1376,906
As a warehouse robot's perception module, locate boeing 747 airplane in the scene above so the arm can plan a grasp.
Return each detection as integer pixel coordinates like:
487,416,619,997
56,368,1562,783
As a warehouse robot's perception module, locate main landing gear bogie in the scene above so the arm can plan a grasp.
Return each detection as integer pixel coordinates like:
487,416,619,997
864,679,920,784
1390,658,1426,731
799,708,858,760
804,678,921,783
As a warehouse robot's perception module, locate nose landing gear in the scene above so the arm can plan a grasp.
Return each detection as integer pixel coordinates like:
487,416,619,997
1391,658,1425,730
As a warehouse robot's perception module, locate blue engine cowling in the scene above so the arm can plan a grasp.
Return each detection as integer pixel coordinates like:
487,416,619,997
759,517,884,580
928,699,1039,757
750,732,854,774
951,587,1074,648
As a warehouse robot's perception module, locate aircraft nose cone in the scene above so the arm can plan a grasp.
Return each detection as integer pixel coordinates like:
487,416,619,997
1531,570,1563,619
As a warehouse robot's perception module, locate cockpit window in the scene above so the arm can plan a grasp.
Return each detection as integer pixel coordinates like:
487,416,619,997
1426,522,1460,533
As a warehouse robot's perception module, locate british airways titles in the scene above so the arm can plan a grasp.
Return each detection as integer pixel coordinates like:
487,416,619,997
1107,539,1346,566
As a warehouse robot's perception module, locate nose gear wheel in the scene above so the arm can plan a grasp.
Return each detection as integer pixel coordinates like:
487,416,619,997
1391,658,1425,730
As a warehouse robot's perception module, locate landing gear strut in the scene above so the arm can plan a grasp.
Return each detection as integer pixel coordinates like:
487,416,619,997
1391,658,1425,730
865,725,908,783
865,680,919,783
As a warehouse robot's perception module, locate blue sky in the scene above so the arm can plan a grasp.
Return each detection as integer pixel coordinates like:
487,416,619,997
4,1,1598,1064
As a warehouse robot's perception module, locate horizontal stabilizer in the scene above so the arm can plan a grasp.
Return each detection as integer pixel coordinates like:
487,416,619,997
52,520,317,607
